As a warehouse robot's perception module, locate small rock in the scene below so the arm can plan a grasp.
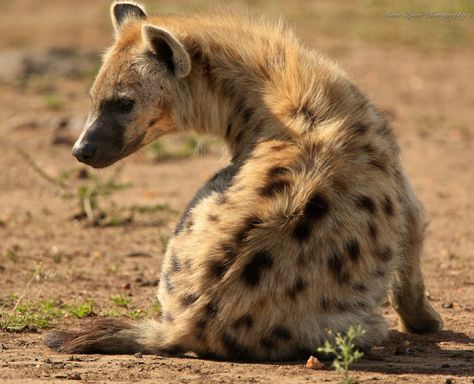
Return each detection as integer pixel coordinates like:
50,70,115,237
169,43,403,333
305,355,324,370
68,373,82,380
123,283,131,290
445,379,454,384
135,352,143,359
442,302,454,309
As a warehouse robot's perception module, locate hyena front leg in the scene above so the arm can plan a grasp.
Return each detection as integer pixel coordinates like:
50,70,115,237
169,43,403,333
390,199,443,334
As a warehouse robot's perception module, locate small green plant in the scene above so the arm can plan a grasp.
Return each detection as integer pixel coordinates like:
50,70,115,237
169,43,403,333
317,325,366,384
0,298,98,332
16,148,177,227
44,94,64,109
66,300,95,319
0,299,64,331
5,245,20,262
111,294,130,308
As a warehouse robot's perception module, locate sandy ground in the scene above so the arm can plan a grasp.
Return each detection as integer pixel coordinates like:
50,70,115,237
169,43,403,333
0,1,473,383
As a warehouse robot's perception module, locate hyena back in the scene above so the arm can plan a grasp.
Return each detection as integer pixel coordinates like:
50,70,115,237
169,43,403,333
46,1,443,360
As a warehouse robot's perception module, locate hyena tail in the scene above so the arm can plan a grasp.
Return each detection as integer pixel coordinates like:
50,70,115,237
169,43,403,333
45,318,164,354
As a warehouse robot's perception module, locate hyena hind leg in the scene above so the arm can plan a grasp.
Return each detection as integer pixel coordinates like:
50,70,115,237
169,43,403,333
390,203,443,334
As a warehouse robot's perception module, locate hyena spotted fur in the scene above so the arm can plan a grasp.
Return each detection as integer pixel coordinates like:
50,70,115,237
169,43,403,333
46,1,443,360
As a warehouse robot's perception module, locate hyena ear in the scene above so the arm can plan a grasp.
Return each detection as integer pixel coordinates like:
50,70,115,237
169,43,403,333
142,25,191,78
111,1,147,33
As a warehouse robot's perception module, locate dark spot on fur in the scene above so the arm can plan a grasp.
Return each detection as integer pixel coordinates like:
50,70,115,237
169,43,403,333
352,122,369,135
222,333,250,359
208,214,219,222
204,300,219,318
147,118,158,128
287,277,307,299
186,218,194,231
171,253,181,273
368,221,378,240
375,246,393,262
260,337,275,349
196,317,207,330
241,108,253,124
235,216,263,245
383,195,394,216
355,301,368,309
345,239,360,262
335,301,350,312
184,259,193,270
268,166,290,178
303,193,330,220
164,273,174,293
352,283,367,292
235,130,245,143
300,102,319,128
225,122,232,139
293,193,329,241
333,178,349,194
180,293,199,307
320,297,330,311
293,221,311,241
216,194,227,205
272,326,292,341
377,122,392,136
272,142,290,151
369,158,387,172
222,243,237,260
241,250,273,287
328,251,343,276
209,259,229,280
260,178,291,198
374,267,386,277
357,195,377,214
328,251,350,284
231,314,253,330
288,104,299,119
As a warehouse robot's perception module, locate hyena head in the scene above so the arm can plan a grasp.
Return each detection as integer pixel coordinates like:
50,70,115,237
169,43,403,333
72,1,191,168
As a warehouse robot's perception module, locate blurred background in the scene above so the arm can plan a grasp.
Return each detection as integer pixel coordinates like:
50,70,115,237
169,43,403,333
0,1,472,376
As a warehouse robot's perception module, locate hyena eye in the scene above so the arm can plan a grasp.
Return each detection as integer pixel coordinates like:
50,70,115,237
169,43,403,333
115,97,135,113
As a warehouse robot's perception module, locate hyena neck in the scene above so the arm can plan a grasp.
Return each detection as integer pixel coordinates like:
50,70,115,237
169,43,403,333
176,36,301,162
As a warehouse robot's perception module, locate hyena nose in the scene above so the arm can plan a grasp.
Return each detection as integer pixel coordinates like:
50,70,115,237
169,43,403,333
72,142,97,163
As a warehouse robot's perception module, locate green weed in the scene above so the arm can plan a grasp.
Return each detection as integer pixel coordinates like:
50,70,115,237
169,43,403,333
110,294,130,308
44,94,64,110
317,325,366,384
65,300,96,319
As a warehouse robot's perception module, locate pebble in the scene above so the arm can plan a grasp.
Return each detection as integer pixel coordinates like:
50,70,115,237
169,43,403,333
305,355,324,370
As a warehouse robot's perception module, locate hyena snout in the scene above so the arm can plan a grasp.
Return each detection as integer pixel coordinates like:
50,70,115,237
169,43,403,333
72,118,126,168
72,142,97,163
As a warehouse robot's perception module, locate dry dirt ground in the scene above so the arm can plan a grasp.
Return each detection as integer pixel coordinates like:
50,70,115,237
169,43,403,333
0,1,473,383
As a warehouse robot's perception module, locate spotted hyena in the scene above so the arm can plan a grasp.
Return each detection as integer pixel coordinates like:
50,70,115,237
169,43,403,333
46,1,443,359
